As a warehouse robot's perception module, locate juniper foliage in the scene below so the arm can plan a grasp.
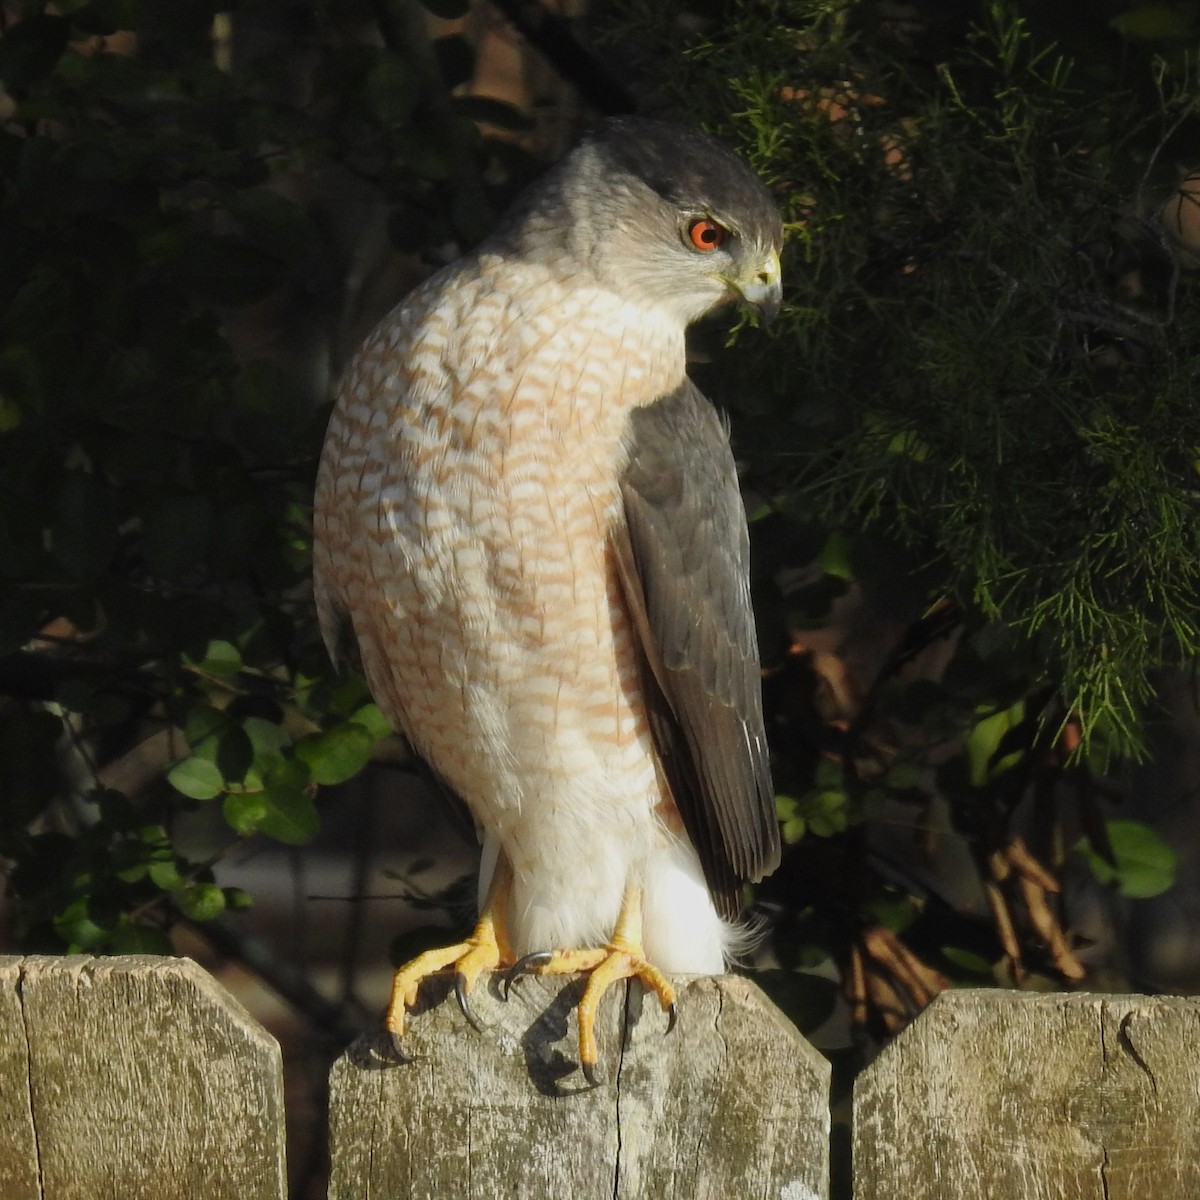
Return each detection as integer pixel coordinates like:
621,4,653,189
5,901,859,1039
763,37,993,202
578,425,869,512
616,0,1200,761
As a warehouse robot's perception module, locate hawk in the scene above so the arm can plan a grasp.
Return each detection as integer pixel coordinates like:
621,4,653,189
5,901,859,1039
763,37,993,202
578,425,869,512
313,118,783,1082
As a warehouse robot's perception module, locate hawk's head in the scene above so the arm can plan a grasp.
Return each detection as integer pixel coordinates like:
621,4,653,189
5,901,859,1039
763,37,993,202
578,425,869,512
498,118,784,328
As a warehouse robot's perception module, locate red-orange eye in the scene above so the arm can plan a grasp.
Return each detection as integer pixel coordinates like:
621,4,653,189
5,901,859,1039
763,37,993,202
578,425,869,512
687,218,726,251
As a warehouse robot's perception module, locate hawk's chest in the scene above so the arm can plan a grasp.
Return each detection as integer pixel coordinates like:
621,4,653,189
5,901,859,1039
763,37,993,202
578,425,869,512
413,264,680,468
368,262,684,611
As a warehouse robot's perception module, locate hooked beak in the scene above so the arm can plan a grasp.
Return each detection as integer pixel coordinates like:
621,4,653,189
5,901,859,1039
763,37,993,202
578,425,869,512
731,248,782,326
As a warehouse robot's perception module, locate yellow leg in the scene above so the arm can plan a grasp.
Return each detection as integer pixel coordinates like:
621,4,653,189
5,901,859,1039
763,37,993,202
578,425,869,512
385,856,514,1046
511,884,677,1084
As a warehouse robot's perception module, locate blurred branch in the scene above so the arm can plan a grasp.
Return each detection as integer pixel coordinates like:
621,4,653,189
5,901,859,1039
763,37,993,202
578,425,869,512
373,0,493,238
488,0,637,114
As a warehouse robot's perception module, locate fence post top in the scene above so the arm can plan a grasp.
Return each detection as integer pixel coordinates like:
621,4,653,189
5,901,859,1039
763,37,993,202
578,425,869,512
1,952,287,1200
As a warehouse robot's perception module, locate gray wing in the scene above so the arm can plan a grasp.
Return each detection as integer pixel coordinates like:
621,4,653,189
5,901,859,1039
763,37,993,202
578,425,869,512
611,379,780,920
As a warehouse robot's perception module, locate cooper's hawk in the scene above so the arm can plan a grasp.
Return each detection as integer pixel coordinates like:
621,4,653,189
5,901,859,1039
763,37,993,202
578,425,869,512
313,118,783,1082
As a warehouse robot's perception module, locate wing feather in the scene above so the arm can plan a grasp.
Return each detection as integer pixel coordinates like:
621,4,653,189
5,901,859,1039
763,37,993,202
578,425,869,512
611,379,780,919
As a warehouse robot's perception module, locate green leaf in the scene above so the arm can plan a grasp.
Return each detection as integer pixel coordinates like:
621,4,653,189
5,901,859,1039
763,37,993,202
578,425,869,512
776,794,807,842
1077,820,1177,899
326,674,373,717
782,816,807,842
965,700,1026,787
242,716,290,757
813,757,845,789
178,882,226,922
0,392,21,433
799,789,849,837
53,898,109,952
186,703,232,750
167,756,224,801
193,639,242,677
863,893,917,934
349,703,392,739
884,757,924,790
147,859,184,891
1110,5,1196,40
258,761,319,844
940,946,996,977
110,923,174,955
223,791,267,836
294,721,374,786
817,529,854,581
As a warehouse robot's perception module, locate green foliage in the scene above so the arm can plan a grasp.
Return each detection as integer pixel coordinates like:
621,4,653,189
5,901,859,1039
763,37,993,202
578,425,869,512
620,0,1200,761
0,2,531,952
1077,819,1177,898
606,0,1192,1026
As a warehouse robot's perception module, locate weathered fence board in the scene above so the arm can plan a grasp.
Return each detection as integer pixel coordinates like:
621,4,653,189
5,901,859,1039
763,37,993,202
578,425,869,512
0,959,39,1200
328,972,830,1200
854,989,1200,1200
7,955,1198,1199
0,955,286,1200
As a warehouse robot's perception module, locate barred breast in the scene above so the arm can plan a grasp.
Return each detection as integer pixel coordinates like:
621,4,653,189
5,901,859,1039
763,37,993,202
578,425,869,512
313,252,691,955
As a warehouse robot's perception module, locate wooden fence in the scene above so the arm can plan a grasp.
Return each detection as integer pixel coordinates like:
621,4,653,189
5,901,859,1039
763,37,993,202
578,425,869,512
1,955,1197,1199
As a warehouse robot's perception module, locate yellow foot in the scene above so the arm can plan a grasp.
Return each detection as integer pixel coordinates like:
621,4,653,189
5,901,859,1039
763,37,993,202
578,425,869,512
504,888,678,1085
385,861,513,1049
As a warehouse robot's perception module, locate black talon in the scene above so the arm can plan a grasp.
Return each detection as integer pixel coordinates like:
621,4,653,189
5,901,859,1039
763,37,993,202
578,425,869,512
581,1059,602,1087
455,973,485,1033
501,949,554,999
386,1029,413,1063
665,1001,678,1036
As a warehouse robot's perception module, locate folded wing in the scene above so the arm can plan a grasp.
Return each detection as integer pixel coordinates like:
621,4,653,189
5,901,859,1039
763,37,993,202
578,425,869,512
611,379,780,919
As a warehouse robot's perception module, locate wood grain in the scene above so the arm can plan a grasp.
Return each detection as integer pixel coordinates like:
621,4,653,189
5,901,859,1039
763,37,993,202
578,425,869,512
854,989,1200,1200
0,955,286,1200
328,972,829,1200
